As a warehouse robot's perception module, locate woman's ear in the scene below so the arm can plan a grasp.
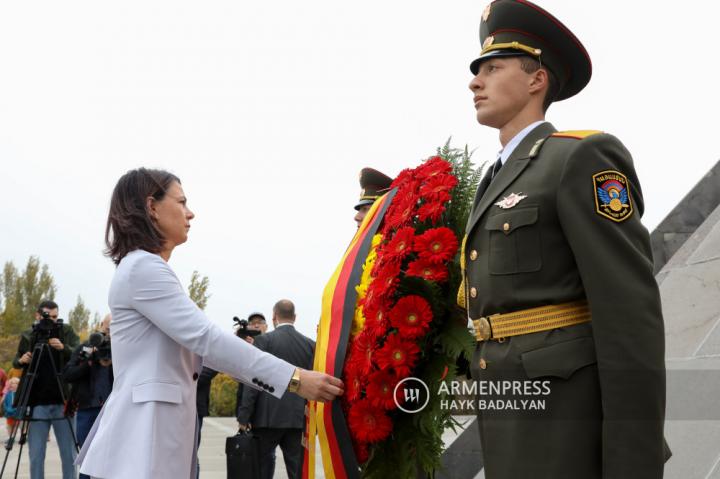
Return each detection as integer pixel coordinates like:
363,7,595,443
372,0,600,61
146,196,158,221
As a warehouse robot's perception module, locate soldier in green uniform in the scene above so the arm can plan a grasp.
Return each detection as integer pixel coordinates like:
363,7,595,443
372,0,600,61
354,167,392,228
459,1,668,478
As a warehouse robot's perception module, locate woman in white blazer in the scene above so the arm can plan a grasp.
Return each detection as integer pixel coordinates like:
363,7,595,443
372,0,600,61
77,168,343,479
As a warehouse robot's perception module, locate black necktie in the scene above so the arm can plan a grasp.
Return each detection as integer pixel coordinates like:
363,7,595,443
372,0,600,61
490,157,503,181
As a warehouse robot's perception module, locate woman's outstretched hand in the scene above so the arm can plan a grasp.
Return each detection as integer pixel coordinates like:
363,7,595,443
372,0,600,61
295,369,344,402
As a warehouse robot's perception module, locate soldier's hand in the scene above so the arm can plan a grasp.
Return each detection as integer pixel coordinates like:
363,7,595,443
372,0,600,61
237,423,250,432
48,338,64,351
19,352,32,365
295,369,344,403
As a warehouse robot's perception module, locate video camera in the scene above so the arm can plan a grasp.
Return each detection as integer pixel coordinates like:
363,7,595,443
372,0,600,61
78,331,111,362
30,311,63,345
233,317,261,340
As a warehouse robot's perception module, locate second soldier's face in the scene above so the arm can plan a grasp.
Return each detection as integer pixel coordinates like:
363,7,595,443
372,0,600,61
354,205,372,228
469,57,534,128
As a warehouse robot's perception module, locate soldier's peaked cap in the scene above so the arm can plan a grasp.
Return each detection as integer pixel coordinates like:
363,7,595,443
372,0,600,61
470,0,592,101
355,168,393,211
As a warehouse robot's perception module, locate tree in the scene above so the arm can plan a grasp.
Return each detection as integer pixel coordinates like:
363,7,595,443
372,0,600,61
0,257,57,335
0,335,20,372
68,295,91,335
188,271,210,310
89,312,102,332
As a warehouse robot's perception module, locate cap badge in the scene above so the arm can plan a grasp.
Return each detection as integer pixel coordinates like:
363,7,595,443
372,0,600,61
482,4,492,22
494,192,528,209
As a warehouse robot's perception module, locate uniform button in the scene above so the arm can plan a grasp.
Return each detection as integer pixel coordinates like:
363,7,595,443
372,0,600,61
192,373,199,381
479,358,487,370
470,250,478,261
503,222,510,232
252,378,259,384
268,387,275,393
470,287,477,298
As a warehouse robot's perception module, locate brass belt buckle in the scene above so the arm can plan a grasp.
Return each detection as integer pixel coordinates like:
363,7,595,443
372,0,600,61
473,317,492,341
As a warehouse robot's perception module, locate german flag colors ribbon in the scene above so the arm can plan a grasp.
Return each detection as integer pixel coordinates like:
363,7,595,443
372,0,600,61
302,188,396,479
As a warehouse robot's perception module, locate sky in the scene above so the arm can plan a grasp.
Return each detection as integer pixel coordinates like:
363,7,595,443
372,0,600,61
1,1,718,339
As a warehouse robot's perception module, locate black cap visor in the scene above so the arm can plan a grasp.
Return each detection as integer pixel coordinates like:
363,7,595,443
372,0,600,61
470,49,528,75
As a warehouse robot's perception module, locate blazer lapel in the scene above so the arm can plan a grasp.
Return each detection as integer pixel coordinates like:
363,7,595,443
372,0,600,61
466,122,556,235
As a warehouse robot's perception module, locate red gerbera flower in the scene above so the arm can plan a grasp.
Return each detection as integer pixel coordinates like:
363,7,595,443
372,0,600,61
372,260,402,299
347,330,377,376
416,200,446,223
388,295,433,339
375,333,420,378
406,258,449,282
383,194,418,232
363,299,391,339
343,363,366,402
419,174,458,199
347,399,393,443
416,156,453,179
390,168,414,189
366,369,402,410
413,227,459,263
381,227,415,263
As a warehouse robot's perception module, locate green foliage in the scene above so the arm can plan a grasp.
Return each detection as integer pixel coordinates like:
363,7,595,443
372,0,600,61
68,295,91,335
435,316,475,361
0,335,19,372
209,373,238,417
0,257,57,335
188,271,210,311
439,138,486,238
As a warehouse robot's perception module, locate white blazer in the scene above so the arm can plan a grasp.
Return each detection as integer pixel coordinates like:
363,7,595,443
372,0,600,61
77,250,295,479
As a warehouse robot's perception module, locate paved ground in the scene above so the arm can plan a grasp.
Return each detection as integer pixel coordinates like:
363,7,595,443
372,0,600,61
0,417,300,479
0,416,478,478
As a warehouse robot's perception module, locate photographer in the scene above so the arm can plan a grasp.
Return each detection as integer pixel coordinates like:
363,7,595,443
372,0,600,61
13,300,80,479
234,313,266,422
62,315,113,479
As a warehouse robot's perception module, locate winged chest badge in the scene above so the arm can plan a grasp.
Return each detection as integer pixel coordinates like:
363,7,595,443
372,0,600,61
494,192,528,209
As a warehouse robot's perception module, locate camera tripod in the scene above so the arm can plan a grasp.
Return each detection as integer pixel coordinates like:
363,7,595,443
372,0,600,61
0,340,79,479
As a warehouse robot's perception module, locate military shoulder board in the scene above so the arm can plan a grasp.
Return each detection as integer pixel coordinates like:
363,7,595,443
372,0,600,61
551,130,604,140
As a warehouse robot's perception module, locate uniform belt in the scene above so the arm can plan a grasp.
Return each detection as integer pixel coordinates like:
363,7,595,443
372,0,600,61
472,300,590,342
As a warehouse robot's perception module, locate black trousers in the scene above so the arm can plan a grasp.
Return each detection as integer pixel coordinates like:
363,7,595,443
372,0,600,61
253,427,303,479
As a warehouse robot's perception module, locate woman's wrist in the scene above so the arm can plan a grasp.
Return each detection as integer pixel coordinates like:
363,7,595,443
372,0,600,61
287,367,302,393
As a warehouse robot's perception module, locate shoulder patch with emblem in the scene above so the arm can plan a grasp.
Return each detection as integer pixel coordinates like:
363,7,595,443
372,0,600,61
593,170,633,222
551,130,603,140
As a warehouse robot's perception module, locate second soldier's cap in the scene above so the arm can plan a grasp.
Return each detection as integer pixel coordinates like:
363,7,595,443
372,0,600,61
354,168,393,211
469,0,592,102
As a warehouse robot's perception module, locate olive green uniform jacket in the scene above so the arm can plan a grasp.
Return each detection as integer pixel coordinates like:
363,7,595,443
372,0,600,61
462,122,667,479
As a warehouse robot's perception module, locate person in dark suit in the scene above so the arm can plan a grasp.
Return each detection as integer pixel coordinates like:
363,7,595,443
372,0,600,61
237,300,315,479
195,366,218,442
459,1,668,478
